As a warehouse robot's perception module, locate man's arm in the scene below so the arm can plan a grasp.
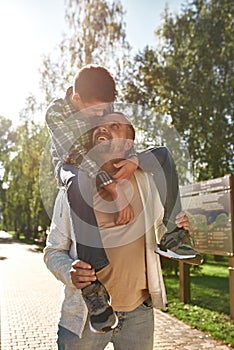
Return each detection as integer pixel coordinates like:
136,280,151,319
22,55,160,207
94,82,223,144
44,227,75,287
44,190,78,288
44,190,96,289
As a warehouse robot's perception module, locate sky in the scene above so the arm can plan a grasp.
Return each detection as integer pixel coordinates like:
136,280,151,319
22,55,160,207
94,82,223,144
0,0,183,125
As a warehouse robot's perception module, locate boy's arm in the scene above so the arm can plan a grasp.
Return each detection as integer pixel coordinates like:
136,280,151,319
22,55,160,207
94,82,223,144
104,181,134,224
112,140,138,182
46,102,114,186
46,102,89,164
46,101,85,178
98,158,135,225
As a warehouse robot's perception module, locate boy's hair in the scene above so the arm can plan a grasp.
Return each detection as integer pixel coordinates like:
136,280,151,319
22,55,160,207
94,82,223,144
73,65,118,102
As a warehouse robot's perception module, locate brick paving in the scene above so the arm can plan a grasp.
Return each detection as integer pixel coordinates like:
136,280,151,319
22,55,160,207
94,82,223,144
0,231,233,350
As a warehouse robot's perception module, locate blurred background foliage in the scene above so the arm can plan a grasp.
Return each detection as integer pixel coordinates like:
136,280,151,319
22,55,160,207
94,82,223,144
0,0,233,239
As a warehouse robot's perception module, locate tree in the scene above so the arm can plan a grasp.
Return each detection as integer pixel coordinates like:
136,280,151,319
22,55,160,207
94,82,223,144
0,116,16,159
0,116,16,228
158,0,234,180
3,121,53,238
1,0,131,236
2,100,53,239
40,0,131,104
123,0,234,181
121,47,192,184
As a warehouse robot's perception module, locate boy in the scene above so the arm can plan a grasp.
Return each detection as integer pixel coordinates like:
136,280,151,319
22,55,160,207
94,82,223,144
46,65,138,334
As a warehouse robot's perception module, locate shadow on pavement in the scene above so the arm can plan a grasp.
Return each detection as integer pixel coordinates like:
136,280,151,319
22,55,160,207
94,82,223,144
0,237,13,244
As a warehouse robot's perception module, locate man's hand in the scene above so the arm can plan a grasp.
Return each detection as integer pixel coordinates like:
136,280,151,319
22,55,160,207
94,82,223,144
112,157,138,182
70,260,96,290
104,181,134,225
175,211,190,231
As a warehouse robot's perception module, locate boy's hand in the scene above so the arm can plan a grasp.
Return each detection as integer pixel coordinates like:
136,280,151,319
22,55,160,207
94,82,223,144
104,182,134,225
115,194,134,225
112,156,138,182
175,211,190,231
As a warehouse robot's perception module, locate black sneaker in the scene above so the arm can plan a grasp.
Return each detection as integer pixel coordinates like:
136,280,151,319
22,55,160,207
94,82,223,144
82,280,118,333
155,229,203,265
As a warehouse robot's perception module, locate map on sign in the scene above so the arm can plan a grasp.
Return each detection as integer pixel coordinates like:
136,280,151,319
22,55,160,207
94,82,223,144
180,175,233,256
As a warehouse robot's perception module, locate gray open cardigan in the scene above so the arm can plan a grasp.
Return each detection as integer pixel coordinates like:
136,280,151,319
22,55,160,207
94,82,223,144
44,170,167,338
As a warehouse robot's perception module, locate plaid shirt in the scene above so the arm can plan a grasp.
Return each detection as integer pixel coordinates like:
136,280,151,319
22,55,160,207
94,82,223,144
46,87,137,187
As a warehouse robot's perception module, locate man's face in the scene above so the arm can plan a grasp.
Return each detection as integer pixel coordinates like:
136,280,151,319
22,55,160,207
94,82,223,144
92,114,132,156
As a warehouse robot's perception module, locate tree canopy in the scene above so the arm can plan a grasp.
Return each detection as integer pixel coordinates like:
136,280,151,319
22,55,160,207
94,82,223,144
0,0,233,237
0,0,131,237
40,0,130,104
123,0,234,180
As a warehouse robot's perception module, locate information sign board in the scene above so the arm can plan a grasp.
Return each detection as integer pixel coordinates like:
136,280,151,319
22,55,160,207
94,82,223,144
180,175,233,256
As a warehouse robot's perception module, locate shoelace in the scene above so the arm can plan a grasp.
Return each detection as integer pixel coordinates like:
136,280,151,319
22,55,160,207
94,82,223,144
179,230,195,247
87,289,108,314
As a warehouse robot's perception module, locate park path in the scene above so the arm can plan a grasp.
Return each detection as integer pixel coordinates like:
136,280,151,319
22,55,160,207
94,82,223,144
0,231,232,350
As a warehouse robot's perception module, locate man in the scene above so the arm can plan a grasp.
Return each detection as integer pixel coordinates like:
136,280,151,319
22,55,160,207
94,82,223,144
46,64,202,334
44,113,191,350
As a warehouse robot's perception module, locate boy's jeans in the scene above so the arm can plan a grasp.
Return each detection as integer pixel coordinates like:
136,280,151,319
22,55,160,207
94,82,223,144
57,301,154,350
60,164,109,271
138,146,182,234
60,146,182,270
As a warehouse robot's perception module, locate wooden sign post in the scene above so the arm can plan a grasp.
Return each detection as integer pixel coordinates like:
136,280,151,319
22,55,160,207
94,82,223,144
180,174,234,319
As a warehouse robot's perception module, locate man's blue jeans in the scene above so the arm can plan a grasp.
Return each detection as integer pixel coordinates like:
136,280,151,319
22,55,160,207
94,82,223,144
57,301,154,350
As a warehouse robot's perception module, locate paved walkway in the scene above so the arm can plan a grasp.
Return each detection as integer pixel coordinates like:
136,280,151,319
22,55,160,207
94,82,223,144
0,231,232,350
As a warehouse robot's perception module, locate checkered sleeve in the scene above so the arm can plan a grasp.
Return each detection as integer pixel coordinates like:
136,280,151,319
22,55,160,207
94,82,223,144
45,99,113,186
46,100,79,161
79,157,114,186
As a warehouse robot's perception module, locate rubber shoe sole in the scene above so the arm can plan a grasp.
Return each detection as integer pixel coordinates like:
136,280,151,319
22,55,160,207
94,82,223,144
155,246,196,259
89,312,119,334
155,247,204,266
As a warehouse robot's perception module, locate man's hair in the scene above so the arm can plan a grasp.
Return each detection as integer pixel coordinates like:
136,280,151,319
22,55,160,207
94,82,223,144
126,123,135,141
73,65,118,102
111,112,135,141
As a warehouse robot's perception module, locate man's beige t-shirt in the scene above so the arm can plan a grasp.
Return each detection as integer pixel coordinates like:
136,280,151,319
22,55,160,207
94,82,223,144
94,170,150,312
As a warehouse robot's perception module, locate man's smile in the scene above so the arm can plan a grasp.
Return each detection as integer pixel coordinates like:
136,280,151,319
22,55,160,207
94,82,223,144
93,130,112,145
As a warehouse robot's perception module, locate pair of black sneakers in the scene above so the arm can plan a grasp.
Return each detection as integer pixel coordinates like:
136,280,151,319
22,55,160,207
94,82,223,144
82,228,203,334
155,228,204,265
81,280,118,334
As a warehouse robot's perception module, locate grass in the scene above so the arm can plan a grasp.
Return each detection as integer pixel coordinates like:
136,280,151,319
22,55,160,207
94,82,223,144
162,255,234,347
